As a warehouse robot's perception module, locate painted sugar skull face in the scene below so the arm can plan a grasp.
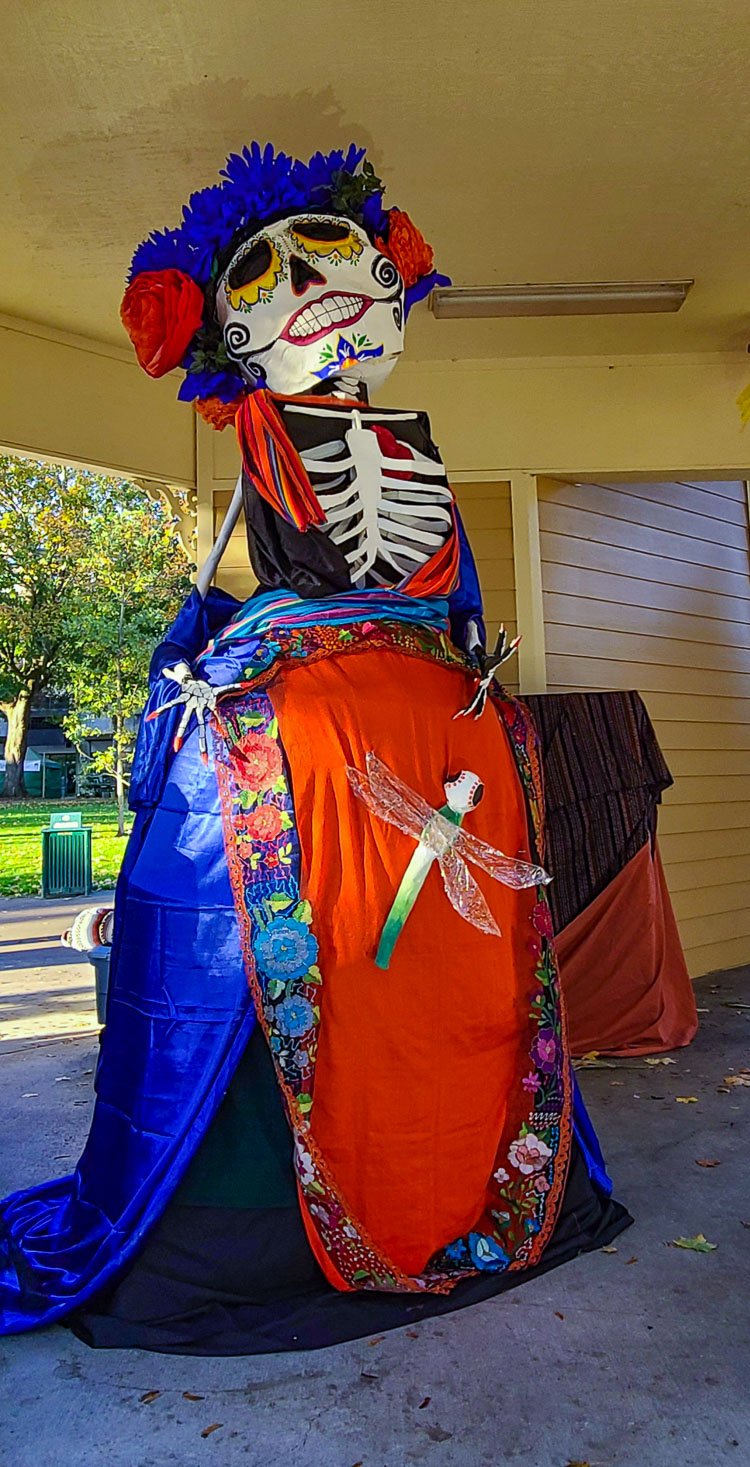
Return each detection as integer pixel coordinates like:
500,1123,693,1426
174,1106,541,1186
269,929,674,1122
215,213,405,396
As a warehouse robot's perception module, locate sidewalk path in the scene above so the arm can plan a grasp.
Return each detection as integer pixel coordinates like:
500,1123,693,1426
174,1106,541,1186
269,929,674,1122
0,892,113,1052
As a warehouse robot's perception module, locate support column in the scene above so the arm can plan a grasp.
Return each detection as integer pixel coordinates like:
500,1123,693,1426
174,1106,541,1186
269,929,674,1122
509,472,547,695
195,415,215,582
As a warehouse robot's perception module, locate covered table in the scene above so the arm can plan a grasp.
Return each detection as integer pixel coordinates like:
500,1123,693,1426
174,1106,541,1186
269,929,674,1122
523,690,698,1056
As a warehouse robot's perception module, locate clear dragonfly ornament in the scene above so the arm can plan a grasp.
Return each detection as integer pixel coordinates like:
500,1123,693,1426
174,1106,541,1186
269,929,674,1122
347,752,551,968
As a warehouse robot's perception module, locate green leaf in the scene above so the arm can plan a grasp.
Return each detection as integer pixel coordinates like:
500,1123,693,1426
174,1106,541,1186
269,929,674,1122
306,964,323,985
279,812,293,830
268,893,293,912
297,1092,313,1114
267,979,285,1000
670,1234,718,1252
292,899,312,924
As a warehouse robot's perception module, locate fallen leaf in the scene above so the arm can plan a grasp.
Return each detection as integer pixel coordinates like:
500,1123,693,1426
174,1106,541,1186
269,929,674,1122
676,1096,698,1104
21,1093,38,1099
669,1234,717,1252
183,1392,205,1400
554,1311,564,1319
610,1080,625,1086
717,1086,731,1094
54,1076,73,1082
360,1370,379,1381
724,1075,750,1087
419,1396,431,1409
140,1390,161,1404
369,1336,385,1346
601,1245,618,1254
564,1460,592,1466
406,1330,419,1338
625,1256,639,1265
201,1423,223,1438
722,1001,750,1011
425,1425,453,1443
695,1158,721,1167
644,1057,676,1066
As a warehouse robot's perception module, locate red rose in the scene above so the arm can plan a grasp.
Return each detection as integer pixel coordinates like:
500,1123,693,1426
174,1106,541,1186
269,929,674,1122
376,209,434,289
120,269,205,377
230,732,283,792
196,394,244,431
243,804,283,842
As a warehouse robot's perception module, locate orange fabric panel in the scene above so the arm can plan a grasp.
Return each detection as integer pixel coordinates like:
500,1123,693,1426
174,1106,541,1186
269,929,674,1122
557,841,698,1057
272,649,536,1279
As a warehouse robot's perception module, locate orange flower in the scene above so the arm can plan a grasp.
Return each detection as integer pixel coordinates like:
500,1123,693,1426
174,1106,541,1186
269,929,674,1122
120,269,205,377
242,804,284,842
195,394,244,430
377,209,434,289
230,732,283,792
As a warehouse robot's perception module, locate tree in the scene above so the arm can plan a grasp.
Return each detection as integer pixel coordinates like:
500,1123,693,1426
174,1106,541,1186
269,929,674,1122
0,458,93,797
0,456,191,806
62,482,192,834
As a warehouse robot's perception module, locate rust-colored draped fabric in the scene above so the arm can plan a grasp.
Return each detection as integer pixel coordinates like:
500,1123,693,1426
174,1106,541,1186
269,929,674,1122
556,841,698,1057
271,649,557,1282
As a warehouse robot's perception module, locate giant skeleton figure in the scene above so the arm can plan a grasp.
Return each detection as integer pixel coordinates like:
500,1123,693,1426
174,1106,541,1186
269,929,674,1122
0,145,628,1353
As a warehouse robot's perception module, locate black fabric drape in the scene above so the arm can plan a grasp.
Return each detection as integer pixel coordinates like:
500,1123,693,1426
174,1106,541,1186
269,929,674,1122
522,691,673,933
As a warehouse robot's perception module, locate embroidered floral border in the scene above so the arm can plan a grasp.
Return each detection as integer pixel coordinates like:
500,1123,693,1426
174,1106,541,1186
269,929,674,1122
213,622,573,1291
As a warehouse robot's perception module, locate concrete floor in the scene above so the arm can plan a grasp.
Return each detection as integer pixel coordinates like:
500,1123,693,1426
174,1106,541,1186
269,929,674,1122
0,954,748,1467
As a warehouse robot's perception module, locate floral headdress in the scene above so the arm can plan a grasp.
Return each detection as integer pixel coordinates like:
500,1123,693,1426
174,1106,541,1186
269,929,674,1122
121,142,449,429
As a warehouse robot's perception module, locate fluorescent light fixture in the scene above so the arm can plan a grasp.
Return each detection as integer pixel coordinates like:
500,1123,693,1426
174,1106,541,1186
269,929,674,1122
430,280,694,318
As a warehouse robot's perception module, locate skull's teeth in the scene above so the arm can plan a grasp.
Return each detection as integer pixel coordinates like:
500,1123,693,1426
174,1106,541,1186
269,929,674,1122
288,295,363,339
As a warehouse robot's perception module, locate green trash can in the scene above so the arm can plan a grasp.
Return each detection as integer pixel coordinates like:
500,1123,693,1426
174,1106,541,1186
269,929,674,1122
42,812,93,898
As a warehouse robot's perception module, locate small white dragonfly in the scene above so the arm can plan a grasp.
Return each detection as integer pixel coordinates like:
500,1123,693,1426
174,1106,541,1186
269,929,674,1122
347,752,550,968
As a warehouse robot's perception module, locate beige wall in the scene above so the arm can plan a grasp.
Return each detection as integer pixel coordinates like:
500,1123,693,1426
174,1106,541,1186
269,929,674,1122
0,315,196,487
538,476,750,979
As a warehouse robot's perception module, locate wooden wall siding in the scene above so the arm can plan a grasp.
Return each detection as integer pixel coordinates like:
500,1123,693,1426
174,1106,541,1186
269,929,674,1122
538,477,750,980
213,478,518,687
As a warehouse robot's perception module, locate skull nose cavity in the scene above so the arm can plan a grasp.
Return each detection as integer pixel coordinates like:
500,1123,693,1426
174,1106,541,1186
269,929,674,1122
290,254,326,296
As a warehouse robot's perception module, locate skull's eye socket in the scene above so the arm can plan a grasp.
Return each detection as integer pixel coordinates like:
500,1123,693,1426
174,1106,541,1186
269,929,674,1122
293,219,351,242
227,238,274,290
290,218,363,262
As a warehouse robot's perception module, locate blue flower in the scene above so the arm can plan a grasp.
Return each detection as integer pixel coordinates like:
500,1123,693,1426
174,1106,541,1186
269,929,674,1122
276,995,315,1038
253,917,318,981
442,1238,472,1267
467,1233,510,1271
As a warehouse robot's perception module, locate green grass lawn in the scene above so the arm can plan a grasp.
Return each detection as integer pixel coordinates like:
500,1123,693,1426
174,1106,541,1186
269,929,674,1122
0,800,133,897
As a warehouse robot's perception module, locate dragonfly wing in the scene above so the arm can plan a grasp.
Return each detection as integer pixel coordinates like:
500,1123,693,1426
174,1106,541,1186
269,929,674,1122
365,752,438,832
346,763,424,841
455,828,550,889
439,846,502,937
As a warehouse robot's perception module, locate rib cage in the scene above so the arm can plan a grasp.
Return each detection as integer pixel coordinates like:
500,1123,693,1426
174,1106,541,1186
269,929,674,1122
298,408,454,587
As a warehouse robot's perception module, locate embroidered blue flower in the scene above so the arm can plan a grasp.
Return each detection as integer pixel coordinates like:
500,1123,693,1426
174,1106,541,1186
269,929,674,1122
468,1233,510,1271
442,1237,473,1267
253,917,318,981
276,996,315,1038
